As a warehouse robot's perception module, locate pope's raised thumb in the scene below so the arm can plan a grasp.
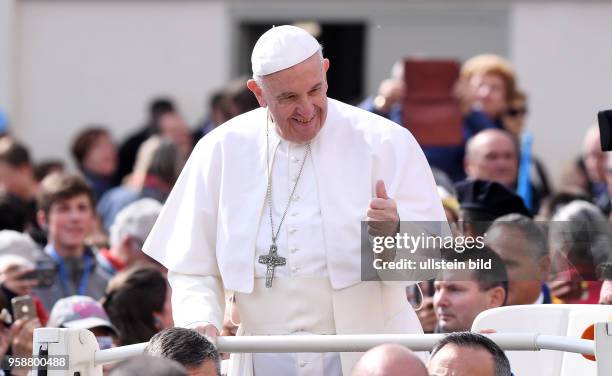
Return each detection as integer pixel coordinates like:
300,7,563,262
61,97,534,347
375,180,389,199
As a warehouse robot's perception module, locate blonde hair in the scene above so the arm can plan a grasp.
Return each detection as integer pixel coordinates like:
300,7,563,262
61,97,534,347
460,54,517,102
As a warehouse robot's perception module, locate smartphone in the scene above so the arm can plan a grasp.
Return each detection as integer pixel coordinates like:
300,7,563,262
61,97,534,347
18,259,56,288
11,295,37,321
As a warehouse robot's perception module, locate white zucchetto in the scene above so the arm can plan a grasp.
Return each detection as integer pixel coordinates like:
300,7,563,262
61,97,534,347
251,25,321,76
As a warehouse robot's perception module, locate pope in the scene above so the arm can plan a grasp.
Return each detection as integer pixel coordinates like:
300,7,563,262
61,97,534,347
143,25,448,376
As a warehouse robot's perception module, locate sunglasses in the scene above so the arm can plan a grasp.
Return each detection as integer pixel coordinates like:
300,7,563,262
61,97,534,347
505,107,528,117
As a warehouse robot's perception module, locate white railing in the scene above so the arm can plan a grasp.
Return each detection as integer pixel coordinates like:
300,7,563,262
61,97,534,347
93,333,594,365
31,322,612,376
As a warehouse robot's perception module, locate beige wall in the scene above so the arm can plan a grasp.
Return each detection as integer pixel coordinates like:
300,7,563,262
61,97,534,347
11,0,229,164
1,0,611,182
0,0,17,119
511,2,612,185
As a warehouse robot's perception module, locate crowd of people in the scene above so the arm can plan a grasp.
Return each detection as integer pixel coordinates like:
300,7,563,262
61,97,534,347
0,37,611,376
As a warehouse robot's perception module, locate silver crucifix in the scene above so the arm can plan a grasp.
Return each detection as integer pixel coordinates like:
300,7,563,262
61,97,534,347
258,244,286,288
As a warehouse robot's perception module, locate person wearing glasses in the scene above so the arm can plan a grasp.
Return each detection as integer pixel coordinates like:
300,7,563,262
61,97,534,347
502,90,552,214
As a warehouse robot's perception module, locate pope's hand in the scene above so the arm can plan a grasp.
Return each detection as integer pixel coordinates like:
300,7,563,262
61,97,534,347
367,180,400,237
188,323,220,343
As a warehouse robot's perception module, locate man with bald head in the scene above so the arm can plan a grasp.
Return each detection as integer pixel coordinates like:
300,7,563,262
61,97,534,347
462,128,545,213
351,344,427,376
144,25,447,375
464,129,518,187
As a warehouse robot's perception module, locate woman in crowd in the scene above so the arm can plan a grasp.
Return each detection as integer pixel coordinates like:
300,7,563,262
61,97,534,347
101,265,172,346
71,127,118,201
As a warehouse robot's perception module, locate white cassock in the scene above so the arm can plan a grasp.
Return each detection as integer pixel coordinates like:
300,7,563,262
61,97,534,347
143,98,449,375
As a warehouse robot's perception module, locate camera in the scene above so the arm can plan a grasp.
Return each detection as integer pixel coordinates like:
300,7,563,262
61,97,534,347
598,109,612,151
18,259,57,288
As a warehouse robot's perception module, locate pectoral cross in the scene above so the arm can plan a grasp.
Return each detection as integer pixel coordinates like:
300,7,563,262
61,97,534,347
258,244,286,288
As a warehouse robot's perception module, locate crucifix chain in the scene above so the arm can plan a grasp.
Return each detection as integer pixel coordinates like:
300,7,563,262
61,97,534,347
259,114,311,288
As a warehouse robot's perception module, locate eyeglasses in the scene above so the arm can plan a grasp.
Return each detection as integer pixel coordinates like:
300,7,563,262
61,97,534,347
505,107,528,117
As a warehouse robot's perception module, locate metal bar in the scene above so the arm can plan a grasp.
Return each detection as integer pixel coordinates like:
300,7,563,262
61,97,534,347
94,343,147,366
537,335,595,356
93,333,594,366
215,333,547,353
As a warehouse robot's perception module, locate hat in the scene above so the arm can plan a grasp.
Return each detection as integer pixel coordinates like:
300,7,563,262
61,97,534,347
47,295,117,335
251,25,321,76
0,230,43,263
455,179,532,218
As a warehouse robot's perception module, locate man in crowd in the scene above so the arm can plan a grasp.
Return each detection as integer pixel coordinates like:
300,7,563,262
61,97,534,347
464,128,548,212
455,179,531,237
464,129,518,188
351,344,427,376
434,246,508,333
117,98,175,181
145,327,221,376
33,173,111,310
144,25,447,375
97,198,162,276
428,332,512,376
110,355,187,376
486,214,558,305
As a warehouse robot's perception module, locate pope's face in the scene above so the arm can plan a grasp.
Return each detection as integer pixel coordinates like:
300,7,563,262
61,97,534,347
248,53,330,144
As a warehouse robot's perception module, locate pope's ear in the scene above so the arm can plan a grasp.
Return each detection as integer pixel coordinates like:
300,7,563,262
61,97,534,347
323,58,330,73
247,79,267,107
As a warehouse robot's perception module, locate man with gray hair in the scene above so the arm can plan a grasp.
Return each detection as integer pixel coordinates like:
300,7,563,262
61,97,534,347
97,198,162,276
351,344,427,376
485,214,554,305
110,355,187,376
428,332,512,376
145,327,221,376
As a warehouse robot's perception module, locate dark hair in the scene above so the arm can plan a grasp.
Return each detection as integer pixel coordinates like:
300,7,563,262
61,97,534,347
34,160,65,182
37,172,95,215
0,138,31,167
102,266,168,345
0,192,27,232
460,210,498,236
71,127,110,166
110,355,187,376
149,98,175,119
441,245,509,304
431,332,512,376
145,328,220,375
